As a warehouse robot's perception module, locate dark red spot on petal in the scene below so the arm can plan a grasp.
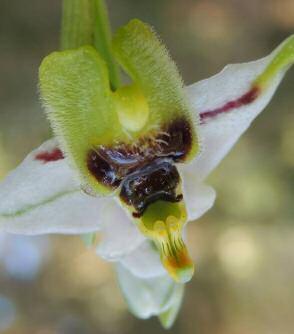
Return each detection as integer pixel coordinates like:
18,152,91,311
35,148,64,163
200,86,260,123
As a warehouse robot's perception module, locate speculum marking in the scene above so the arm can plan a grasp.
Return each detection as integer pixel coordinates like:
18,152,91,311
86,118,191,215
87,118,192,188
120,160,183,218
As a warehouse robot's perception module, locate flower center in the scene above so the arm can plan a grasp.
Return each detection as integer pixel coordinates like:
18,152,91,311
86,117,193,190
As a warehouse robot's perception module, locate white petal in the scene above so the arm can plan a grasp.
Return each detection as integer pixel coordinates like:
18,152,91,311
116,264,182,319
185,36,294,180
180,168,216,221
0,140,146,259
96,200,145,261
119,240,165,278
0,140,108,234
158,283,184,329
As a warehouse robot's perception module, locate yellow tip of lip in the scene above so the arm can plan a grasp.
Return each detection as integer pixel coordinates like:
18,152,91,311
138,202,195,283
176,265,195,284
162,247,195,283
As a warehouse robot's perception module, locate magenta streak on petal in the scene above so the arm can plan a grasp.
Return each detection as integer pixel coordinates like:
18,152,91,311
199,86,260,123
35,148,64,163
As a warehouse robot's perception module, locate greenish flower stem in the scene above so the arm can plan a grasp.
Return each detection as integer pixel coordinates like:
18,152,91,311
61,0,121,90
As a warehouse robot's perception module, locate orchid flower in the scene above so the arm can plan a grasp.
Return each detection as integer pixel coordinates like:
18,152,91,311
0,16,293,328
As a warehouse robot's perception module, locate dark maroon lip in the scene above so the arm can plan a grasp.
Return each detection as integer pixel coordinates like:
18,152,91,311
119,159,183,218
87,117,193,189
199,86,260,124
86,118,192,217
35,148,64,163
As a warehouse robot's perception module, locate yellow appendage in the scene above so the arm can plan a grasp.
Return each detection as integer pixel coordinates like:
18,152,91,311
139,201,194,283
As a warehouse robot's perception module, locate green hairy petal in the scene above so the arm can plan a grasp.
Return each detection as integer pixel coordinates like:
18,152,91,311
39,46,121,195
113,19,199,160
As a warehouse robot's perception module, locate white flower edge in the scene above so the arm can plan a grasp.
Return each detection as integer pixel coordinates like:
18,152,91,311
182,35,294,180
116,263,184,328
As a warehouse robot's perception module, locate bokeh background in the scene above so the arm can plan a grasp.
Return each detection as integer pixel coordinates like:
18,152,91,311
0,0,294,333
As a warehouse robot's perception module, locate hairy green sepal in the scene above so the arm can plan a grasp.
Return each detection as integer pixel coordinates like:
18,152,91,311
39,46,121,194
113,19,199,160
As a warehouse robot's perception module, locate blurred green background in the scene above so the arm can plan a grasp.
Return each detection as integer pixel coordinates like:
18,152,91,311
0,0,293,333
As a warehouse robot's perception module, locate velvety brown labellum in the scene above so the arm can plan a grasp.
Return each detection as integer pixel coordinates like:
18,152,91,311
86,118,192,188
86,118,192,215
120,159,183,217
